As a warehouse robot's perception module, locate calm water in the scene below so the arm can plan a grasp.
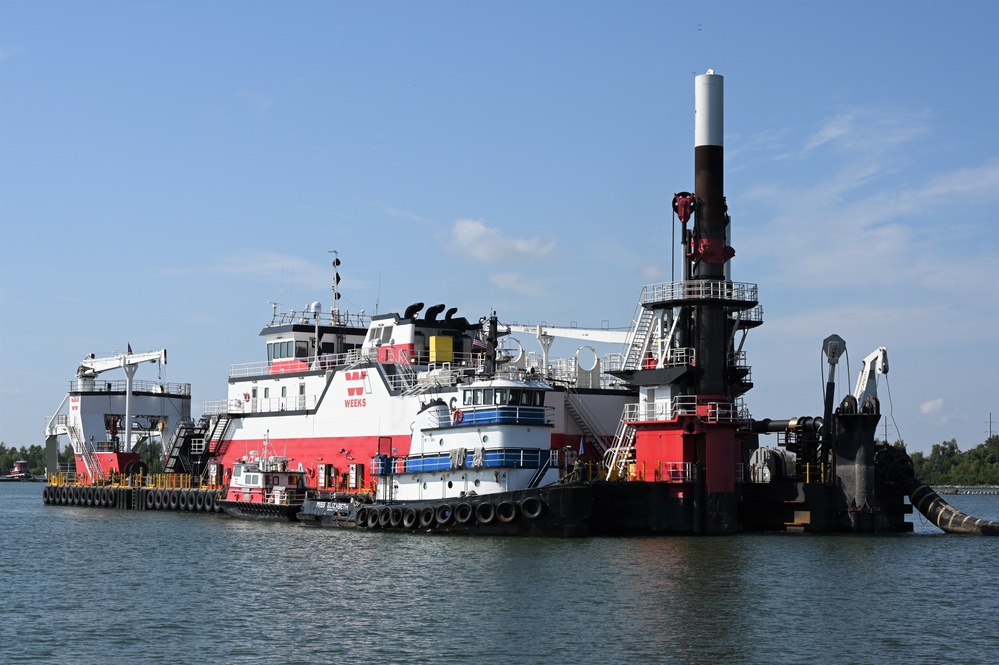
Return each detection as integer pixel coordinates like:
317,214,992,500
3,483,998,665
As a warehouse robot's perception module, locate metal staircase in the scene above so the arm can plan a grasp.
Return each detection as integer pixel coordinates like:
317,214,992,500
564,386,610,457
163,419,207,474
602,411,637,480
67,422,104,480
207,414,233,458
622,304,655,371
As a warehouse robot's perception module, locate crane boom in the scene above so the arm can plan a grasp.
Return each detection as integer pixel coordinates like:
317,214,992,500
77,349,167,378
854,347,888,404
506,324,628,345
75,348,167,453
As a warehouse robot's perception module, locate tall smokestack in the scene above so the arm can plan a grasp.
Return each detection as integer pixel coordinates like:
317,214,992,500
693,70,727,397
694,70,739,533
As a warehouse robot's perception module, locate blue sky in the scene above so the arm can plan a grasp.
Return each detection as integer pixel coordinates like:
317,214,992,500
2,2,998,455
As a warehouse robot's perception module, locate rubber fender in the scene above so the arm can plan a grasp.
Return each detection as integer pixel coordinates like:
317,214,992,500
496,501,517,523
475,502,496,525
435,504,453,525
520,496,544,520
454,502,473,524
378,506,392,527
390,507,404,528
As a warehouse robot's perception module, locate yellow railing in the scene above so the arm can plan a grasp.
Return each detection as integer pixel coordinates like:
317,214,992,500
47,472,223,490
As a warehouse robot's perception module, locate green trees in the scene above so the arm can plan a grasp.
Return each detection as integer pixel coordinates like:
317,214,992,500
0,442,49,475
910,436,999,486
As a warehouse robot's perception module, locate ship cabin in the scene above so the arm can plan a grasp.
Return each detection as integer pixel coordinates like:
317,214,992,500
227,456,305,505
262,304,367,375
370,379,558,501
361,303,483,366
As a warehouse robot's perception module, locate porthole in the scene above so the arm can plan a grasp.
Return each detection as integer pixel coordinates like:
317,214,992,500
482,435,489,443
422,482,428,490
439,438,444,447
447,481,453,489
474,479,480,487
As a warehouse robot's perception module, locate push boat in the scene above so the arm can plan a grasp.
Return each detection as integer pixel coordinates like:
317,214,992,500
1,460,38,482
218,451,306,521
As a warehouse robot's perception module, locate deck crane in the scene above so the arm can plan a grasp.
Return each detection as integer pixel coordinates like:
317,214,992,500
853,347,888,410
76,348,168,453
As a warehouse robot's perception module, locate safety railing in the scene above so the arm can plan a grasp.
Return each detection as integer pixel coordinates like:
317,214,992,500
46,472,222,490
640,280,759,307
622,397,751,423
69,379,191,395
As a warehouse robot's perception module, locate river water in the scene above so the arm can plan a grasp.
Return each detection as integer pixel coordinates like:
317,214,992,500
3,482,997,664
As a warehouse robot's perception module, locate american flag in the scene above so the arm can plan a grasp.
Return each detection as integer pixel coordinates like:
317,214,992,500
472,338,487,351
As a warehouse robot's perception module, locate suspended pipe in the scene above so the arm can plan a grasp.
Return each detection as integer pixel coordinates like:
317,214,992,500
876,444,999,536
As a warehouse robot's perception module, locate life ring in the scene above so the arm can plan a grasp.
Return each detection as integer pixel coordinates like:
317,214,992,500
521,496,543,520
452,409,464,424
243,393,251,402
307,468,316,479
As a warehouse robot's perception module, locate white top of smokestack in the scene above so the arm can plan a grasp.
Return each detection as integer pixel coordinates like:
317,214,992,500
695,70,723,148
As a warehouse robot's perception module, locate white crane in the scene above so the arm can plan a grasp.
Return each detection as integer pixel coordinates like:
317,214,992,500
75,348,168,453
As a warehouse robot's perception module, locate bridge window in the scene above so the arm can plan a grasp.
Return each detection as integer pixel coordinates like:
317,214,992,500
295,341,309,358
494,389,508,405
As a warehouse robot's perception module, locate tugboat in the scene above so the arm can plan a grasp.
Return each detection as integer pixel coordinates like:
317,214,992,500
2,460,36,482
296,314,595,536
218,439,306,521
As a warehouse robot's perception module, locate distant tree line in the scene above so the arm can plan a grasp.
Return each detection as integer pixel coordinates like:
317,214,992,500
906,436,999,486
0,442,72,476
1,438,164,477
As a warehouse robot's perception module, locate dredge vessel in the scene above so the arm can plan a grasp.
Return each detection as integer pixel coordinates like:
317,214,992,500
43,71,998,536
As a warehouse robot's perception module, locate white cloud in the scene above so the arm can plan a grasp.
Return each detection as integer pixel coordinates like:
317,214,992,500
449,218,554,264
920,398,944,415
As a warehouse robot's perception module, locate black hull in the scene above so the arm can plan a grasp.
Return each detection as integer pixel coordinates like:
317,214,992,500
299,484,591,537
220,500,302,522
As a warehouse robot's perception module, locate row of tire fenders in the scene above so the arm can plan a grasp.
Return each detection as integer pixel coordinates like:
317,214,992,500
42,485,223,513
358,495,545,530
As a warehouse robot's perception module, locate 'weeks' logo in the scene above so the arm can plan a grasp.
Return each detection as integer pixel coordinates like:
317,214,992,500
344,371,367,408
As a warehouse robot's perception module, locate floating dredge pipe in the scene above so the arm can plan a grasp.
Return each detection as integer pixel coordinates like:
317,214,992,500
876,445,999,536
